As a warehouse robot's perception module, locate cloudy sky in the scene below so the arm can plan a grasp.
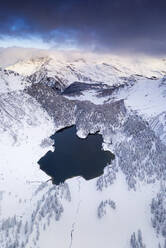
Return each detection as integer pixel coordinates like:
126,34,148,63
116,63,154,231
0,0,166,54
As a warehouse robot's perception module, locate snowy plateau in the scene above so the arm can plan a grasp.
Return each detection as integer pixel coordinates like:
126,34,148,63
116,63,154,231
0,49,166,248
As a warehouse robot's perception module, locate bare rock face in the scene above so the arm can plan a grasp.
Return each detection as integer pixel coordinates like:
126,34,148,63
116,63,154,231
27,68,66,92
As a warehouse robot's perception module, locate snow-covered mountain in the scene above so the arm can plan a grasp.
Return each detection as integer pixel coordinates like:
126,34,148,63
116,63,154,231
7,53,166,85
0,51,166,248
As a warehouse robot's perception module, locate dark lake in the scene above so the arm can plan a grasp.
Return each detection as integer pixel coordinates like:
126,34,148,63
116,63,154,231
38,126,115,185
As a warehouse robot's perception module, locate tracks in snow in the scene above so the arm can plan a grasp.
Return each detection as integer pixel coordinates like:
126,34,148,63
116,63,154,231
69,177,82,248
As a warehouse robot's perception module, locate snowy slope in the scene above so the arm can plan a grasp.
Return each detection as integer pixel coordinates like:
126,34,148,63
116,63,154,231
7,52,166,87
64,76,166,119
0,52,166,248
0,68,29,93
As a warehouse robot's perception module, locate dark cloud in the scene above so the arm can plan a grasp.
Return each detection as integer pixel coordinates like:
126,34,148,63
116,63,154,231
0,0,166,53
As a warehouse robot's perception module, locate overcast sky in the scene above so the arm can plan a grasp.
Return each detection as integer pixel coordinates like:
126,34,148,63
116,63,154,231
0,0,166,54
